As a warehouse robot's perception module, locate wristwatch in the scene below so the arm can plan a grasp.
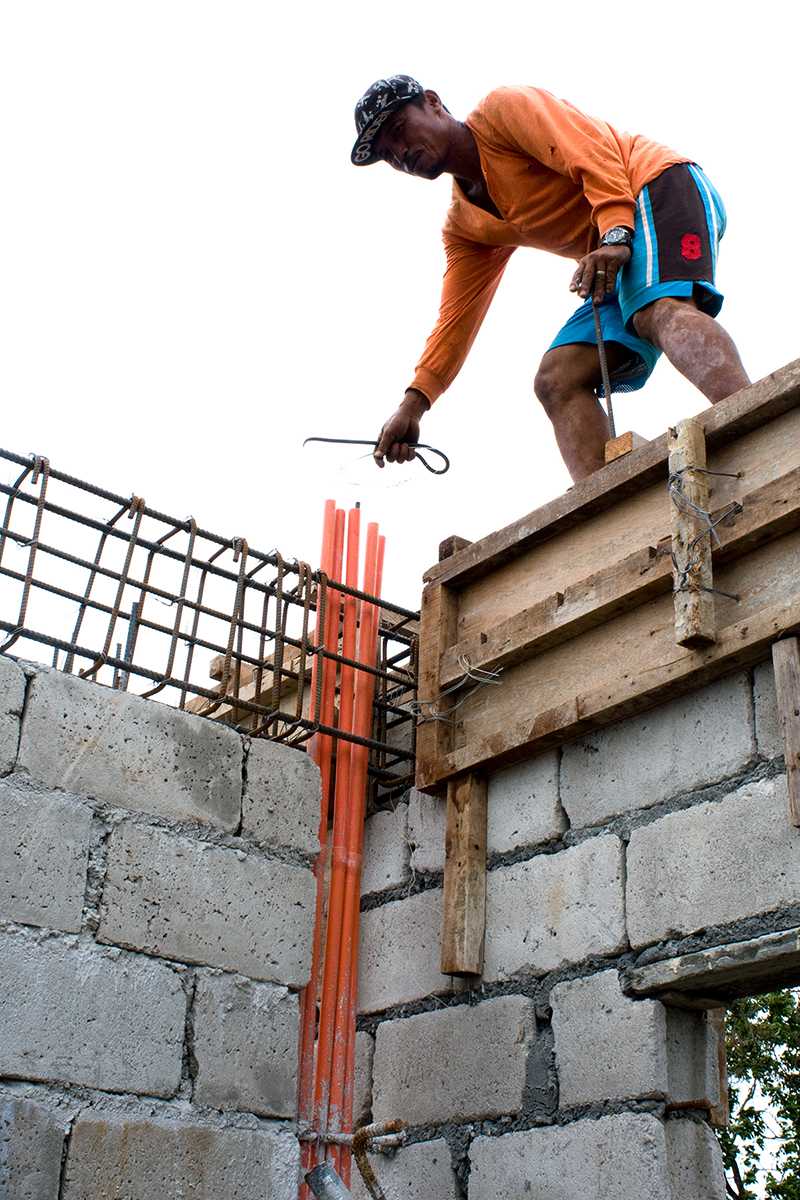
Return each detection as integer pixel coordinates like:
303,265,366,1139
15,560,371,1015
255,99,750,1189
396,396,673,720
600,227,634,249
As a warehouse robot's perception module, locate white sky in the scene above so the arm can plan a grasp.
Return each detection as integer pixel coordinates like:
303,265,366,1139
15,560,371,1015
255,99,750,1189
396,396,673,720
1,1,797,610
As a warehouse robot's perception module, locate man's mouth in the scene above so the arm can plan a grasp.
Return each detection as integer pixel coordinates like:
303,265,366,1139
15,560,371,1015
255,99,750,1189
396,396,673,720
405,150,422,174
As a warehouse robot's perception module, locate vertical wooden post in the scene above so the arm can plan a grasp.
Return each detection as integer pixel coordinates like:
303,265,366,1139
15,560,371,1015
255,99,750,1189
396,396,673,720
707,1007,729,1129
771,637,800,827
669,419,716,648
414,582,459,790
441,772,488,976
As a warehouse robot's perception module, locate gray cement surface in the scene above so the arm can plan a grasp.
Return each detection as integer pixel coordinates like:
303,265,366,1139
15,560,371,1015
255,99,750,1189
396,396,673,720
0,778,92,932
0,653,25,776
0,932,185,1095
192,971,299,1118
243,737,321,860
16,667,243,829
98,822,316,987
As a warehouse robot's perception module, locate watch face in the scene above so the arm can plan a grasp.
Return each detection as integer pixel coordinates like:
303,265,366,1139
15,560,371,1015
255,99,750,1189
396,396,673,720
604,228,626,243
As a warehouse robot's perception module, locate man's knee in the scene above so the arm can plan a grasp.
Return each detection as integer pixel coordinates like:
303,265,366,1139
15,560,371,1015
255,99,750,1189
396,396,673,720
632,295,699,347
534,346,595,417
534,354,567,416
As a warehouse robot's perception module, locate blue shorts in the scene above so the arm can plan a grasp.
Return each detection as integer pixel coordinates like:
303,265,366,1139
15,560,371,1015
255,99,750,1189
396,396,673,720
548,164,727,393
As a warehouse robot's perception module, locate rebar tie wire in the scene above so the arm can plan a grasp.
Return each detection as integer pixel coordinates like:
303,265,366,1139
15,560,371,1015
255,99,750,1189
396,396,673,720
667,466,743,601
303,437,450,475
407,654,503,724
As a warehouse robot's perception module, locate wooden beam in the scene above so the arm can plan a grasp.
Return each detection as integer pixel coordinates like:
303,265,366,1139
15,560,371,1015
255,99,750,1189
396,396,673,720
605,430,647,464
441,772,488,976
707,1007,729,1129
414,582,459,794
438,534,472,562
771,636,800,826
417,571,800,790
669,419,716,648
440,543,667,689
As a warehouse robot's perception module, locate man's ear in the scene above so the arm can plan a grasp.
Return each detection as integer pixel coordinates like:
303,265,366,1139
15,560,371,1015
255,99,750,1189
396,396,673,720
423,89,444,112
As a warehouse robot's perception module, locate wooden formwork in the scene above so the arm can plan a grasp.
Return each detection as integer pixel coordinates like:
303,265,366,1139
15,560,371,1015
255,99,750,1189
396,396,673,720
417,359,800,794
417,360,800,974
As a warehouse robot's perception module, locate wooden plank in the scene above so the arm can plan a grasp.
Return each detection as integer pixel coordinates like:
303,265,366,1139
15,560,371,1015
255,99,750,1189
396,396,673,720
772,637,800,826
441,772,488,976
605,430,647,464
438,463,800,690
439,534,472,561
423,360,800,590
418,545,800,789
669,419,716,648
440,544,667,689
414,582,459,794
707,1007,729,1129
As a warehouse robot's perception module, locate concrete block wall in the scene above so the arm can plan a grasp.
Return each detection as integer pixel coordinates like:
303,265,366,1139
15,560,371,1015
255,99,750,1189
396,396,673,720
353,663,795,1200
0,653,319,1200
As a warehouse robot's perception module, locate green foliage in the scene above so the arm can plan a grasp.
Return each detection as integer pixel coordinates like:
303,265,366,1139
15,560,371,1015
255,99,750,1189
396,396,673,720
718,989,800,1200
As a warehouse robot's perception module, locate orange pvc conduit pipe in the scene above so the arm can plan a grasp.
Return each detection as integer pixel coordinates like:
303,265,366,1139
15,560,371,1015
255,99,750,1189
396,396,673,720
331,526,385,1183
311,506,361,1164
299,501,345,1193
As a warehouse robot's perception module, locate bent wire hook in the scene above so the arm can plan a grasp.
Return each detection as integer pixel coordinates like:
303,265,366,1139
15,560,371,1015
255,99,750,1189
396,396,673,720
303,437,450,475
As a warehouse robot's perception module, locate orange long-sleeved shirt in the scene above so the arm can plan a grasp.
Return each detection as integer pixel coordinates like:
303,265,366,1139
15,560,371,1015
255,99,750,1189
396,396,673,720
409,86,689,404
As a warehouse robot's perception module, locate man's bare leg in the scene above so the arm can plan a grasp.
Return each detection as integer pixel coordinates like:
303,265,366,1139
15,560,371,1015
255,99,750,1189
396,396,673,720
534,340,627,482
632,295,749,402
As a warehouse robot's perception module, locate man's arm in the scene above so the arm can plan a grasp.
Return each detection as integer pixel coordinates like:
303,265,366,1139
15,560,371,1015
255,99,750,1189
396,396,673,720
374,236,515,466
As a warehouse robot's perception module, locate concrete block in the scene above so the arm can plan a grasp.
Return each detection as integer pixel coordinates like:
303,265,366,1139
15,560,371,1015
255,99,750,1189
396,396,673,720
560,673,755,828
754,658,782,760
407,790,446,875
666,1009,720,1107
361,803,408,896
353,1031,374,1128
349,1138,457,1200
16,667,242,829
0,654,26,776
356,889,451,1014
192,971,299,1118
627,776,800,947
243,737,320,860
0,1093,68,1200
61,1111,299,1200
99,822,316,988
373,995,535,1125
550,969,667,1105
483,835,626,981
469,1113,671,1200
0,933,185,1095
0,779,92,932
487,751,566,853
665,1117,726,1199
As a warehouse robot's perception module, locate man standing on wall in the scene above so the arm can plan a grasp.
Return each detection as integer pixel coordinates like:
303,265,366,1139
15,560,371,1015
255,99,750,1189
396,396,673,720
351,76,749,482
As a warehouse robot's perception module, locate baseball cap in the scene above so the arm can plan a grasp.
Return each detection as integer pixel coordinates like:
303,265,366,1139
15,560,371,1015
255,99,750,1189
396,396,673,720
351,75,423,166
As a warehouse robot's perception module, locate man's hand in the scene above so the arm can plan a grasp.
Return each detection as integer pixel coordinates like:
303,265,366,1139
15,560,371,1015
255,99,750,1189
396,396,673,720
374,388,431,468
570,243,632,303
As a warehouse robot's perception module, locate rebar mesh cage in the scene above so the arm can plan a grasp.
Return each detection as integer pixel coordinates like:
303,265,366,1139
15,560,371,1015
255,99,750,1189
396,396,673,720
0,447,418,802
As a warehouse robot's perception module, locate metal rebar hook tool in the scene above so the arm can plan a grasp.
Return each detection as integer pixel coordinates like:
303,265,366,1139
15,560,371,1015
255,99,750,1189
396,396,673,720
303,437,450,475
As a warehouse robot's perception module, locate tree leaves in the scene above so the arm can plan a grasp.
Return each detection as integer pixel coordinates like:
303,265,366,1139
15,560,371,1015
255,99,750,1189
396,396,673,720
718,990,800,1200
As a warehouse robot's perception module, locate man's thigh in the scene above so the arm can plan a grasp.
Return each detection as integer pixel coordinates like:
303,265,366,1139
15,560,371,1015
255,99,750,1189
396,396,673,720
621,163,726,329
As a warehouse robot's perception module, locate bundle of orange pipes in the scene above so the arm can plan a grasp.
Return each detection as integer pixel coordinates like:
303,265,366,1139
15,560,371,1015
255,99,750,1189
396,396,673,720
298,500,386,1196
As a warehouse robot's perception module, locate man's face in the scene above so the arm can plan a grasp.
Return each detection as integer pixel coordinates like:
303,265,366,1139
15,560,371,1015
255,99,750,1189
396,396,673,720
373,92,449,179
